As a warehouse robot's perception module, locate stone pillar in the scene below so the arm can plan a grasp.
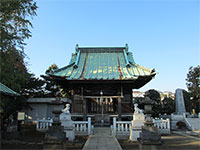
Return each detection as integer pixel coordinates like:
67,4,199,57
88,117,91,135
118,96,122,121
113,117,117,136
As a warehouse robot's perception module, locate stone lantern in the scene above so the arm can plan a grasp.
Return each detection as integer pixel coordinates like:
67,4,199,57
138,97,162,145
44,95,65,150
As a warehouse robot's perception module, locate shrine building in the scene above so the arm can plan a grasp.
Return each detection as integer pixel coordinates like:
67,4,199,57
46,44,156,125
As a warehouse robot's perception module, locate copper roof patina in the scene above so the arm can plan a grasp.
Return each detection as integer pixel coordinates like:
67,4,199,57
0,82,20,96
48,44,156,81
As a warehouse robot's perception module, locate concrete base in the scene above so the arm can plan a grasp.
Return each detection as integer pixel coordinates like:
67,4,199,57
60,112,75,141
129,128,141,141
7,125,18,132
139,127,162,145
45,126,65,140
64,127,75,141
171,114,184,130
129,109,145,141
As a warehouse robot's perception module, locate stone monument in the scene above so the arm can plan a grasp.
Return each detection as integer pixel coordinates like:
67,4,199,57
171,89,190,129
60,103,75,141
175,89,187,115
129,104,145,141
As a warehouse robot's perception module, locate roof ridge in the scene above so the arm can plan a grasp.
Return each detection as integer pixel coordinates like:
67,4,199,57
78,47,126,49
75,44,129,52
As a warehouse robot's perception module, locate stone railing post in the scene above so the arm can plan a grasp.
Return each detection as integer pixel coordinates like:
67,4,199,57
198,112,200,118
171,114,173,120
161,118,163,129
113,117,116,136
36,119,39,129
167,118,170,129
88,117,91,135
163,120,166,129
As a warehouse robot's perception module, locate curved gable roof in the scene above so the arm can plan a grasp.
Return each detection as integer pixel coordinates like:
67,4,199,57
48,45,156,81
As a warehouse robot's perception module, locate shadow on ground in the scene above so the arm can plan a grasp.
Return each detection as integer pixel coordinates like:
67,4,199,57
1,131,88,150
119,134,200,150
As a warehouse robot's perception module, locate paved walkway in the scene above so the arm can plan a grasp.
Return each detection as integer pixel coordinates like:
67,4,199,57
82,127,122,150
172,131,200,140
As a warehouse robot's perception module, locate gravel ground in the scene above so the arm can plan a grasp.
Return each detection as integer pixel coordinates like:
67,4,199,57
119,134,200,150
1,131,200,150
1,131,88,150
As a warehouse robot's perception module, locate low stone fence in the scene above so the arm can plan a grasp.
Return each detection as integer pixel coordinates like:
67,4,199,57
36,117,93,135
73,117,94,135
111,117,171,137
36,119,53,131
111,117,131,136
153,118,170,135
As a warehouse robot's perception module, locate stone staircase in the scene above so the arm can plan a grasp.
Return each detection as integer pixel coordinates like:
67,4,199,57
93,127,111,135
185,118,200,131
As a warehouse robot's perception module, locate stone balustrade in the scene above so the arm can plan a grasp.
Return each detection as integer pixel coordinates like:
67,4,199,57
111,117,131,136
36,119,53,131
153,118,170,135
73,117,93,135
111,117,171,137
36,117,93,135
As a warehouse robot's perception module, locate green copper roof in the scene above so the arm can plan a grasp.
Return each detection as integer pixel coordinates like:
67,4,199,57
0,83,20,96
48,45,156,80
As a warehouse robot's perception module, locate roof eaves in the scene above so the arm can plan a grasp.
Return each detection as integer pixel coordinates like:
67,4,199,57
134,64,156,74
0,83,20,96
47,63,75,76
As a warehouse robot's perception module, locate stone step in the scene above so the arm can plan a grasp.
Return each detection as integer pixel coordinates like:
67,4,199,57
94,122,110,127
186,118,200,130
94,127,111,136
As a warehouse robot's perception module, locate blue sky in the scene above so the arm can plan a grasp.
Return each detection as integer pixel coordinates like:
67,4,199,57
25,0,200,92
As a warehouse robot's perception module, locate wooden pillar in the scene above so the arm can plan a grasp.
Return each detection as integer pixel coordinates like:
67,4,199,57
118,96,122,121
130,89,133,112
83,99,87,121
81,87,87,121
118,86,123,121
71,95,75,113
97,98,99,113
